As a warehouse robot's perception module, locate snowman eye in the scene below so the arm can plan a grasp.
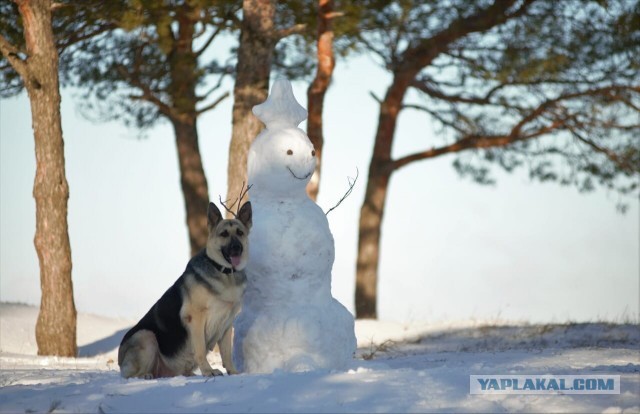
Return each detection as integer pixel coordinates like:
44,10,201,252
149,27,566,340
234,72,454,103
287,149,293,155
312,150,316,157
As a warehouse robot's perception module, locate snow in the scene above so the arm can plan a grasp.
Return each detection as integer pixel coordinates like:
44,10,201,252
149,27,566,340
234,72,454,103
233,79,356,373
1,302,639,413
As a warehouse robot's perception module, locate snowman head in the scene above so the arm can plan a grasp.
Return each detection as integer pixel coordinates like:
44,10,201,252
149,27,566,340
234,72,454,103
248,79,317,198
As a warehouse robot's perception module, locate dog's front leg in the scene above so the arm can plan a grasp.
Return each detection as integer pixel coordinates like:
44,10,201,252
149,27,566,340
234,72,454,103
218,326,238,375
184,310,223,377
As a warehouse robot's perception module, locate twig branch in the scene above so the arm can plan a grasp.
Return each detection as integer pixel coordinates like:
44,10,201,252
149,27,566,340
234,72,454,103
361,339,396,360
391,86,639,171
196,91,230,115
411,77,497,105
194,25,224,57
197,70,230,101
369,91,382,104
402,103,469,135
219,182,252,218
275,23,306,39
325,168,359,215
569,128,636,172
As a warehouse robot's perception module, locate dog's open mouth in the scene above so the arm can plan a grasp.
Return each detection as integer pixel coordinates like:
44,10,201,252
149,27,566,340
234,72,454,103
287,166,312,180
230,256,241,268
223,253,242,269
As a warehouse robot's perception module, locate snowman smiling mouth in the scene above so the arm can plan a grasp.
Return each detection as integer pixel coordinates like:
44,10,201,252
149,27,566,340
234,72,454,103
287,166,312,180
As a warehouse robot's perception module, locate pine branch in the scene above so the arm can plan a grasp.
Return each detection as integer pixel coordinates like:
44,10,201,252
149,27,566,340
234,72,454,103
402,103,468,134
570,128,637,173
57,24,115,54
116,61,175,120
196,91,229,115
194,25,224,57
0,33,29,81
404,0,534,70
394,84,640,171
411,77,507,106
275,23,306,39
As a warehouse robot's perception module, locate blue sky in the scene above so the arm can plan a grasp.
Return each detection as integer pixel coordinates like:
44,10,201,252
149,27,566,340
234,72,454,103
1,54,638,323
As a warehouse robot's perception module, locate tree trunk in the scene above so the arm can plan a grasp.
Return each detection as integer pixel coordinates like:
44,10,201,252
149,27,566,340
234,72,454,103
11,0,77,356
355,165,391,319
306,0,335,201
226,0,276,210
354,73,413,319
172,119,210,255
168,8,210,256
353,1,530,319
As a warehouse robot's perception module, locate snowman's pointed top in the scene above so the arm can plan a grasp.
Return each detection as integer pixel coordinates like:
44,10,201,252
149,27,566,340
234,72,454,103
253,78,307,130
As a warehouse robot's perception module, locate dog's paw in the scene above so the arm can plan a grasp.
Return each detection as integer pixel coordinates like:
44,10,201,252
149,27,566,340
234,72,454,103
201,366,224,377
226,368,239,375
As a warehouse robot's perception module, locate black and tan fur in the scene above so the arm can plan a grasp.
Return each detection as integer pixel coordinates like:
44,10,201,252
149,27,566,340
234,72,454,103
118,201,252,379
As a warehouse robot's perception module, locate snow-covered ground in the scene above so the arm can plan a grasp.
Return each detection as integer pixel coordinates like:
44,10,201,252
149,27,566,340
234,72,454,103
0,302,638,413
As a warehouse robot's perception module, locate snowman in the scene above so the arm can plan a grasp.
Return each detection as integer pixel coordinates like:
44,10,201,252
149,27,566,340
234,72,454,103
233,79,356,373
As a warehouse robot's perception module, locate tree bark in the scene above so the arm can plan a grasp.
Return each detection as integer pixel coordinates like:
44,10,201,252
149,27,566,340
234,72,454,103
354,73,413,319
306,0,335,201
172,119,209,255
355,165,391,319
226,0,276,211
3,0,77,356
167,7,210,256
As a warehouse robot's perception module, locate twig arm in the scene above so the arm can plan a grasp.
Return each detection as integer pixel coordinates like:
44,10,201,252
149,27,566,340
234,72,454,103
325,168,359,215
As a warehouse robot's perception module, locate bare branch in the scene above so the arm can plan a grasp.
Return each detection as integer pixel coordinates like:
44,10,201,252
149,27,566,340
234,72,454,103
369,91,382,104
402,103,468,134
275,23,306,39
50,2,67,11
356,33,390,67
324,11,344,19
325,168,359,215
394,84,640,171
194,25,223,57
219,182,252,218
0,33,29,80
411,78,499,105
196,91,229,115
361,339,396,360
391,96,585,171
218,195,237,217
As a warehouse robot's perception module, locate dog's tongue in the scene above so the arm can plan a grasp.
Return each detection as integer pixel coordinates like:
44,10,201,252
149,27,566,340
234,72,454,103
230,256,241,269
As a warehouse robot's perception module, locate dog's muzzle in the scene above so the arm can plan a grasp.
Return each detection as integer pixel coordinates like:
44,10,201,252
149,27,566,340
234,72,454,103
221,237,243,269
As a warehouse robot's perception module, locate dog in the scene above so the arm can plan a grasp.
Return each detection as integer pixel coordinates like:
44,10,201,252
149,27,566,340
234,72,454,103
118,201,252,379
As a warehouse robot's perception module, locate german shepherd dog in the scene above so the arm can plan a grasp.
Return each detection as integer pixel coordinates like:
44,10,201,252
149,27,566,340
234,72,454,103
118,201,252,379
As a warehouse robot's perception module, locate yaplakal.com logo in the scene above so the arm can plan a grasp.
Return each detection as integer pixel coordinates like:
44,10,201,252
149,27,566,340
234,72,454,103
469,375,620,395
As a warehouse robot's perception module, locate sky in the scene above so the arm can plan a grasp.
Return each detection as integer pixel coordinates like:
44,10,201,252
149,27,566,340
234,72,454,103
0,53,638,324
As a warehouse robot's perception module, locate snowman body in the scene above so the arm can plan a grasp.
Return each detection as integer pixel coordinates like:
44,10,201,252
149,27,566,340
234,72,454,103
233,80,356,373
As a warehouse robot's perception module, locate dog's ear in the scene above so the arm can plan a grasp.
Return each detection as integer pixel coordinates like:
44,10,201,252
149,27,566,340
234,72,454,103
208,202,222,232
237,201,252,229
